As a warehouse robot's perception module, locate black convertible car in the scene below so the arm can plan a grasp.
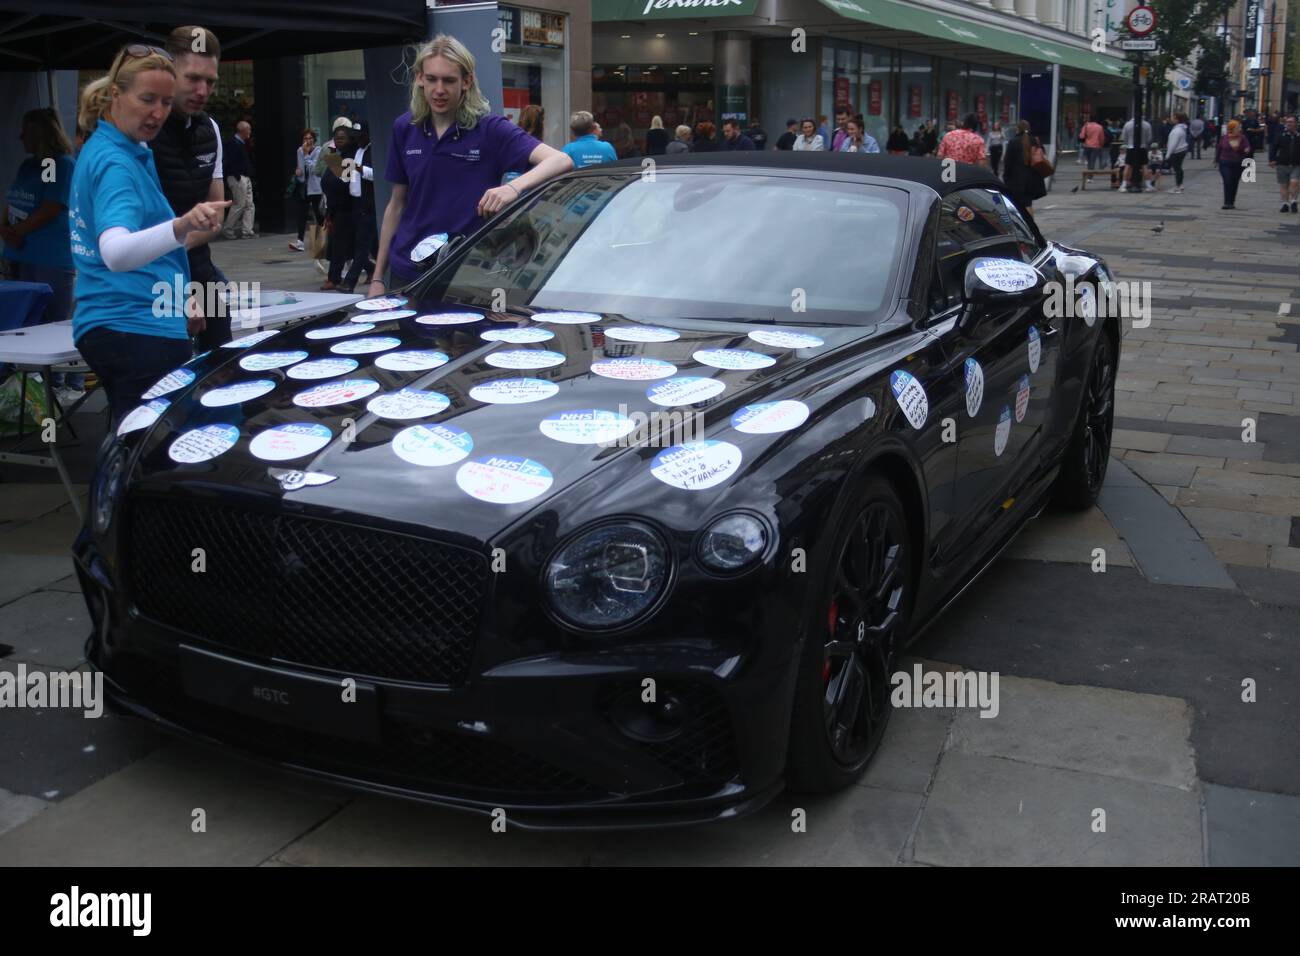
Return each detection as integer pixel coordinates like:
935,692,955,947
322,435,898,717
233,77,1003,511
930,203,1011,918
77,154,1119,829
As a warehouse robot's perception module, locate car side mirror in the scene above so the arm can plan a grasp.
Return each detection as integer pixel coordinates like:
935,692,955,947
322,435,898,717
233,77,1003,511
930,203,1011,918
959,256,1045,333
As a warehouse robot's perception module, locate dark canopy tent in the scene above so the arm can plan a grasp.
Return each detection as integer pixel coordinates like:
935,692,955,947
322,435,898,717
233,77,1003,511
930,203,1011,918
0,2,426,69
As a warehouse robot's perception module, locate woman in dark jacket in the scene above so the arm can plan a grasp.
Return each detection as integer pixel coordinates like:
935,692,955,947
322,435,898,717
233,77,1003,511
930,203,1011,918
645,116,669,156
1001,120,1047,216
692,121,718,152
886,126,909,155
1216,119,1252,210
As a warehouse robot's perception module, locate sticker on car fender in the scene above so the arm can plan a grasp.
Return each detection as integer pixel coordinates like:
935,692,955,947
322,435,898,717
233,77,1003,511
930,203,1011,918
973,258,1039,293
486,349,566,370
168,423,240,463
746,329,825,350
1015,375,1031,422
651,440,742,490
392,423,474,467
539,409,637,444
353,296,408,311
964,358,984,418
995,406,1011,456
603,325,680,343
306,323,374,340
693,348,776,371
481,326,554,343
456,455,553,503
293,379,381,408
358,310,415,323
287,357,360,380
239,350,309,372
646,376,725,407
117,398,170,436
141,367,196,399
591,357,677,380
1028,326,1041,373
221,329,279,349
415,311,481,326
330,336,402,355
249,422,333,461
470,378,560,404
731,400,809,434
366,388,451,420
374,350,450,372
200,379,277,408
890,370,928,429
532,311,601,325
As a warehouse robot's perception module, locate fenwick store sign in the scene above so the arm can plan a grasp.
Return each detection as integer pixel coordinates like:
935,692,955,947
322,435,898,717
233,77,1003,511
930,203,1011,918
597,0,761,19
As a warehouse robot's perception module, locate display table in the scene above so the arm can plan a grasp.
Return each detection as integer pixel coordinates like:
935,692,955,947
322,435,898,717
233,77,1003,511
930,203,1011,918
0,279,53,332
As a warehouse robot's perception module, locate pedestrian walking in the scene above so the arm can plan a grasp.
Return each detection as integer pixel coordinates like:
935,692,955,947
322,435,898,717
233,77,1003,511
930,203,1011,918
666,124,692,154
1001,120,1047,216
1165,113,1190,193
341,122,376,293
645,115,669,156
221,120,255,238
792,119,824,151
369,34,571,296
887,125,910,157
719,119,756,151
319,121,357,290
1119,115,1154,192
1080,115,1106,170
1217,119,1253,210
69,42,229,421
936,113,987,166
691,121,718,152
774,119,798,151
291,129,322,251
1269,114,1300,213
563,110,617,168
1189,115,1205,159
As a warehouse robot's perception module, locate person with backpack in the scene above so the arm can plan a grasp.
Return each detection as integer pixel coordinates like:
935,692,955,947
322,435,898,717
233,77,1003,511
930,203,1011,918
1268,114,1300,213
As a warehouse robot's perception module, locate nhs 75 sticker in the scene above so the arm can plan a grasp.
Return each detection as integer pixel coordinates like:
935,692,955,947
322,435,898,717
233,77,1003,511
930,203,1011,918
963,358,984,418
1027,326,1041,373
994,406,1011,457
1015,375,1031,423
889,370,928,429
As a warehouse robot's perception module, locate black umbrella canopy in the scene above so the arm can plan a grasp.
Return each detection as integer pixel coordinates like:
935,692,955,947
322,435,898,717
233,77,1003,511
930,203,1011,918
0,2,428,70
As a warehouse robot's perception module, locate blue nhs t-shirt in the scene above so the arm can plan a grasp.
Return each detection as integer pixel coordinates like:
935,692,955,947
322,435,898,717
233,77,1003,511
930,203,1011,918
3,154,75,270
70,120,189,342
563,134,617,169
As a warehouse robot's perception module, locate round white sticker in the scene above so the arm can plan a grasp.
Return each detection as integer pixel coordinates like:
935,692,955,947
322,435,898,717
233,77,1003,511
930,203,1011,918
330,336,402,356
731,400,810,434
200,379,277,408
168,423,240,464
995,406,1011,457
357,310,415,323
221,329,279,349
602,325,680,343
1028,326,1042,374
646,376,726,407
651,440,743,491
890,369,929,429
117,398,170,436
1078,285,1097,327
747,329,825,350
532,311,600,325
366,388,450,420
410,232,448,263
415,311,482,326
141,367,196,399
539,409,637,445
591,357,677,380
239,350,309,372
392,423,474,467
964,358,984,418
1015,374,1031,423
469,378,559,404
306,323,374,340
973,258,1039,293
288,357,359,380
354,296,409,311
693,348,776,371
486,349,566,370
249,422,333,462
455,455,554,504
293,379,381,408
374,349,450,372
481,326,554,343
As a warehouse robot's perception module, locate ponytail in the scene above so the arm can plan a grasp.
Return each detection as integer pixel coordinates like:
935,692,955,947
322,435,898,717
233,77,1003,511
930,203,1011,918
78,75,113,134
78,46,176,134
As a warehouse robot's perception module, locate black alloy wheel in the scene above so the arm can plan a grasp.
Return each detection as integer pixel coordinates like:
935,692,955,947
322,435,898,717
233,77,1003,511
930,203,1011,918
1052,327,1116,509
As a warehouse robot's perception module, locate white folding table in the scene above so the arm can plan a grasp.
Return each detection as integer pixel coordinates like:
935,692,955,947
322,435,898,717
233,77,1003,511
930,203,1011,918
0,291,362,520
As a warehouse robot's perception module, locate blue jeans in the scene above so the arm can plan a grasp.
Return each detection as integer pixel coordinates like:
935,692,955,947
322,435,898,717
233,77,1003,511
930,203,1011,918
74,326,192,424
17,260,83,390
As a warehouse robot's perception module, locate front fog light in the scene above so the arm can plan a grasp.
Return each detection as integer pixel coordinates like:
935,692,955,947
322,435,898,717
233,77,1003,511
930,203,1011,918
698,513,767,572
546,522,669,630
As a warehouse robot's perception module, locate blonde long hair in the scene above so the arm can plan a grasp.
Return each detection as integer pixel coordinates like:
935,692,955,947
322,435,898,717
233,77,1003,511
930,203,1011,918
23,108,73,158
409,35,490,130
79,46,176,134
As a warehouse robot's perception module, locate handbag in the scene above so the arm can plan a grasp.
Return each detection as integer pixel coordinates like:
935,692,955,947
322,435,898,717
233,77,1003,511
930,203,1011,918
1030,142,1055,177
306,222,328,259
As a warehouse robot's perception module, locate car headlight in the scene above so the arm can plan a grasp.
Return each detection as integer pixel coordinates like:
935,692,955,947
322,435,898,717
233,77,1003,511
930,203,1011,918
698,513,768,573
545,522,670,630
92,442,129,535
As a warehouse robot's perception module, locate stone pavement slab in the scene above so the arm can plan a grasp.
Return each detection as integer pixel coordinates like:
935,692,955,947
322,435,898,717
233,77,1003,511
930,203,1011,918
0,742,346,866
0,503,83,556
0,590,92,668
1003,501,1135,567
0,484,88,523
0,553,77,608
1204,783,1300,866
0,787,49,840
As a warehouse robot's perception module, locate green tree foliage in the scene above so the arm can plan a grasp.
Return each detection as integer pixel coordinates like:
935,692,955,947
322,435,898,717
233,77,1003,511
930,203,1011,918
1133,0,1236,98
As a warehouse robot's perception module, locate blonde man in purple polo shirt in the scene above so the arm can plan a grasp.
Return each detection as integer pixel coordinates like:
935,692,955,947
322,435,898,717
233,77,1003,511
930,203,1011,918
369,34,573,297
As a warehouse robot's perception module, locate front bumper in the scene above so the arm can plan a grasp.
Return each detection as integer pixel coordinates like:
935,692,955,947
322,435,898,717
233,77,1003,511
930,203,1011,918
76,535,800,831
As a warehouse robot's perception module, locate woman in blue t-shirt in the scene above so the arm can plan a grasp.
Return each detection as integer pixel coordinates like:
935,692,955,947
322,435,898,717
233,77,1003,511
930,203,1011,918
1,108,81,394
70,44,230,421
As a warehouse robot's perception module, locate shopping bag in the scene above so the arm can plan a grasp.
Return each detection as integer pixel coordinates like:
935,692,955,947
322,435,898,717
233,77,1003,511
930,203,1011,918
0,372,54,436
306,222,328,259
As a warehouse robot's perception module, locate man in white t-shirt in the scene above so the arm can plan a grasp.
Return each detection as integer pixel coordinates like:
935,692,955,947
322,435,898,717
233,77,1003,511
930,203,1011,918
1119,118,1154,192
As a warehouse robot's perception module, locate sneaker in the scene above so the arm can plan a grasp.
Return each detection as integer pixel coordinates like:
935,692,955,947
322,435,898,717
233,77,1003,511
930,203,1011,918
1173,186,1184,193
1118,184,1129,192
1144,183,1156,191
55,386,85,407
1283,203,1291,213
1222,204,1234,210
1291,202,1298,213
289,239,305,251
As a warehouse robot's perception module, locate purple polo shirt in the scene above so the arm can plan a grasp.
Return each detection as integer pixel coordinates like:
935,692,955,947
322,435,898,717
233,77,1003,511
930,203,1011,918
385,110,539,278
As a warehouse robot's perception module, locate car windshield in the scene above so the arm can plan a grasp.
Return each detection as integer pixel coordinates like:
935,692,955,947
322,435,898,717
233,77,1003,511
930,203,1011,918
415,172,908,325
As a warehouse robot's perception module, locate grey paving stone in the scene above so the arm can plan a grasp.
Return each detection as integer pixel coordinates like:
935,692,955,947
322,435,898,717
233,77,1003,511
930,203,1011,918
1204,783,1300,866
0,591,92,668
1223,565,1300,609
913,752,1203,866
1178,507,1292,546
1167,435,1266,459
0,554,77,609
948,677,1196,791
0,787,49,839
860,692,952,795
0,742,346,865
43,576,82,594
1261,412,1300,463
1124,457,1199,487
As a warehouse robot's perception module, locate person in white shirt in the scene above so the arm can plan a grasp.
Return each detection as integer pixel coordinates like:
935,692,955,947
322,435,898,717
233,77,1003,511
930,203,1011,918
342,122,376,293
1165,113,1190,192
1119,117,1155,192
792,118,824,151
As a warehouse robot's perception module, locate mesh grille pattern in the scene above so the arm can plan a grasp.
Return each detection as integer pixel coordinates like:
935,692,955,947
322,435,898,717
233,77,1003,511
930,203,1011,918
600,681,739,785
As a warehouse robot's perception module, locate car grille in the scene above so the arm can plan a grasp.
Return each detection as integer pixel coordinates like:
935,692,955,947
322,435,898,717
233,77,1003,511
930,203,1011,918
599,681,739,785
112,653,603,798
126,495,488,685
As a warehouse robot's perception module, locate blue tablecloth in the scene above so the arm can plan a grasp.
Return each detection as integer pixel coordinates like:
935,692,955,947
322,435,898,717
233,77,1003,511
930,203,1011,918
0,280,53,333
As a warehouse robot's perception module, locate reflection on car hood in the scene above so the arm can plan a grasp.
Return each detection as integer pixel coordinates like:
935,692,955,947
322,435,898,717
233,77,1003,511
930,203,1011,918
128,300,892,543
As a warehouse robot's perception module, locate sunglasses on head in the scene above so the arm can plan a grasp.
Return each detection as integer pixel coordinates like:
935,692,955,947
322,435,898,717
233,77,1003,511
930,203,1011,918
110,43,174,84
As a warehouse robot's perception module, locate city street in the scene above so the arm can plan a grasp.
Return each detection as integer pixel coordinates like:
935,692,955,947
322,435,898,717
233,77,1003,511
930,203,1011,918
1,154,1298,865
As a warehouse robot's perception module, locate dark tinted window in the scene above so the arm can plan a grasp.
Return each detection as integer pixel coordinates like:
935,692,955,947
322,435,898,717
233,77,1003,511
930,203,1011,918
934,190,1022,308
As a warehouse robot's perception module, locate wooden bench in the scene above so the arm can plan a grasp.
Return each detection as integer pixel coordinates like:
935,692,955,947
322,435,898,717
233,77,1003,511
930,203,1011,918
1081,169,1117,190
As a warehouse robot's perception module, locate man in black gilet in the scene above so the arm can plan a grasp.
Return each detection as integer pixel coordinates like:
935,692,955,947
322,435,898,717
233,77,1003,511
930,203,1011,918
151,25,229,351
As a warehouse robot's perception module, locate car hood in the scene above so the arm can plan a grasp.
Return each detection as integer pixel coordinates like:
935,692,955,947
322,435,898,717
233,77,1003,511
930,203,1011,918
126,300,902,545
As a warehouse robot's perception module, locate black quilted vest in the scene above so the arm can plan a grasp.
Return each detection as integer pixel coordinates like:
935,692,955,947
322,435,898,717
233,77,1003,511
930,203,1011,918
149,111,220,282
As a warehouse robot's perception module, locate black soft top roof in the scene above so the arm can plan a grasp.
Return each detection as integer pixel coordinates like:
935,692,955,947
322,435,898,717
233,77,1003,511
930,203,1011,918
598,151,1005,195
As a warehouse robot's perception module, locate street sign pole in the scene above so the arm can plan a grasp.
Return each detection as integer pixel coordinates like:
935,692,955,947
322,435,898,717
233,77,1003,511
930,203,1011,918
1131,51,1145,195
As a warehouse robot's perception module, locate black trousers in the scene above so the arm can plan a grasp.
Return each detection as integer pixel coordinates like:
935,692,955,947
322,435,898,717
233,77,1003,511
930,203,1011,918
1170,151,1187,187
1220,162,1244,206
327,205,355,284
297,194,322,240
75,326,193,423
344,212,376,290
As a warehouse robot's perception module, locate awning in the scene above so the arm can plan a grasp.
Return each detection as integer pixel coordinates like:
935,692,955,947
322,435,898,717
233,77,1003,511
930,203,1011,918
815,0,1127,77
0,2,426,69
594,0,761,22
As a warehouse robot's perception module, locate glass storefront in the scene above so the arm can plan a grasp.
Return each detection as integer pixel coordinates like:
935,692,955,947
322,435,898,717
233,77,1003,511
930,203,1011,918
593,65,715,154
499,5,569,148
897,51,934,137
859,45,893,149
